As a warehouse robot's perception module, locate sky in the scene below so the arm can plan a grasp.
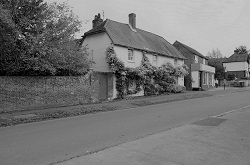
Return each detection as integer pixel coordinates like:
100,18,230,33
47,0,250,57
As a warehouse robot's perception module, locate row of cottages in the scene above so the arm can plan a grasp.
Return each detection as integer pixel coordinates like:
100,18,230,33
81,13,213,100
222,51,250,79
173,41,215,90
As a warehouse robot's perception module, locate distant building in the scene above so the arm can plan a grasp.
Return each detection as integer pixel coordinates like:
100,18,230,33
223,51,250,79
173,41,215,90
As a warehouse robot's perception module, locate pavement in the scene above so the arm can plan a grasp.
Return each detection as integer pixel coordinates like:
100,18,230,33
57,87,250,165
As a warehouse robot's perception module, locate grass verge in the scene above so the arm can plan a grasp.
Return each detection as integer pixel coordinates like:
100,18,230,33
0,92,212,127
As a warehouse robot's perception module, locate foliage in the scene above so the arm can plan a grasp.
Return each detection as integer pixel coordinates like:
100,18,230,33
227,74,236,81
0,4,19,74
207,48,226,80
207,48,223,58
106,46,125,73
167,84,186,93
106,46,188,98
0,0,90,76
173,64,189,77
234,45,249,54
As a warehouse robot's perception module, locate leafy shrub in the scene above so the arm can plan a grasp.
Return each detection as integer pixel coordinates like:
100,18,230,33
106,47,189,98
167,84,186,93
127,89,137,95
226,74,236,81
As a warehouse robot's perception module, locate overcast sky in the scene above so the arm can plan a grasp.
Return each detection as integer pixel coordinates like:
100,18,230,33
47,0,250,57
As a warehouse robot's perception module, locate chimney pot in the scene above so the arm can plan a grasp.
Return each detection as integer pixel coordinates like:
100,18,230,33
92,13,103,29
129,13,136,29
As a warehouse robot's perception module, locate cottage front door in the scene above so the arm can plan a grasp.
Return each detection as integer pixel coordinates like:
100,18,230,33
99,73,108,101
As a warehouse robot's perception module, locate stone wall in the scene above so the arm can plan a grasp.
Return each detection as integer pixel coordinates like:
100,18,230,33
0,72,107,113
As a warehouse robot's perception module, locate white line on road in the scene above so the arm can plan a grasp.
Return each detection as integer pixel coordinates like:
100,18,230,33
213,105,250,117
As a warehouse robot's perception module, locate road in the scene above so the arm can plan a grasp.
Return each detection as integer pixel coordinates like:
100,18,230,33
1,90,250,165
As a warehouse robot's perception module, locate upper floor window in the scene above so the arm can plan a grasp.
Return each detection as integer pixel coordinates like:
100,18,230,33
203,58,206,64
174,59,178,66
128,49,134,62
194,55,198,63
153,55,157,65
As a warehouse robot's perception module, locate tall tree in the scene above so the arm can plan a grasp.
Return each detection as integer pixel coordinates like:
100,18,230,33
207,49,225,80
234,45,249,54
0,0,49,75
0,0,90,76
207,48,222,58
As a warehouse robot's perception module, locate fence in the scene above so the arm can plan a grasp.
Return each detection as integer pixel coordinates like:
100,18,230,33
0,73,103,113
220,79,250,87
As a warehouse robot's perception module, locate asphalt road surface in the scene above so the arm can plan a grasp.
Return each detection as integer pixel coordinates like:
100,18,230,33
1,90,250,165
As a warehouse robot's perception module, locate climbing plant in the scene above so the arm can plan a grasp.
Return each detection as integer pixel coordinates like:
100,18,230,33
106,46,188,99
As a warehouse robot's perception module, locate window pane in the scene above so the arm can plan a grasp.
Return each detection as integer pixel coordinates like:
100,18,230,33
203,72,206,84
174,59,177,66
128,49,133,61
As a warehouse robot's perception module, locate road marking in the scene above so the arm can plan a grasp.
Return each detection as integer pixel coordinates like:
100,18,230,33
213,105,250,117
214,94,226,97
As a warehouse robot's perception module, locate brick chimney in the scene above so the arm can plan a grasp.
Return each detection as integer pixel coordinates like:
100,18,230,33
92,13,103,28
129,13,136,29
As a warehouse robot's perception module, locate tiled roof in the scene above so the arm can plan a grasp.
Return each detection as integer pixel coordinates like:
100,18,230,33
223,53,250,63
83,19,186,60
173,41,208,60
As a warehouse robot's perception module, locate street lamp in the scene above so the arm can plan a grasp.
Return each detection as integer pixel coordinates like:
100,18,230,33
224,66,227,90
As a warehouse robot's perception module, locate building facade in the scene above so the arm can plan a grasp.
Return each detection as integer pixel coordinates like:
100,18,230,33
173,41,215,90
223,52,250,79
81,13,186,100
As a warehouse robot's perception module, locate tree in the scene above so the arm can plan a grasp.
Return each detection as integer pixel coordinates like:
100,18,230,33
234,45,249,54
0,3,20,75
207,48,222,58
226,74,236,81
0,0,90,76
207,49,225,80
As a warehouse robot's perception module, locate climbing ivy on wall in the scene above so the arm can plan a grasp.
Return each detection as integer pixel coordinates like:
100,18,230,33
106,46,189,99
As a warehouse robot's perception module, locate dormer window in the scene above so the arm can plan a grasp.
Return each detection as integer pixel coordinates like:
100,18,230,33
128,49,134,62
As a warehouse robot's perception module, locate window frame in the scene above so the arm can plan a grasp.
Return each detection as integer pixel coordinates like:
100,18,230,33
153,55,157,65
128,49,134,62
194,55,198,63
203,72,206,85
128,80,136,90
174,59,178,66
209,73,212,85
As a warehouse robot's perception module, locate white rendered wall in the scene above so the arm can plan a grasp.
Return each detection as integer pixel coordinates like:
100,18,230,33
223,62,248,72
114,46,142,68
192,71,199,88
178,76,184,86
82,33,112,72
212,74,215,87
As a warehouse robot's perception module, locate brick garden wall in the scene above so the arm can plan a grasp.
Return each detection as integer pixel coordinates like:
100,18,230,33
0,72,113,113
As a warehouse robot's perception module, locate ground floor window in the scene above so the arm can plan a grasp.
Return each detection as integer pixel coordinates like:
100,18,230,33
202,72,213,85
128,80,136,90
203,72,206,85
174,76,178,85
209,73,212,85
